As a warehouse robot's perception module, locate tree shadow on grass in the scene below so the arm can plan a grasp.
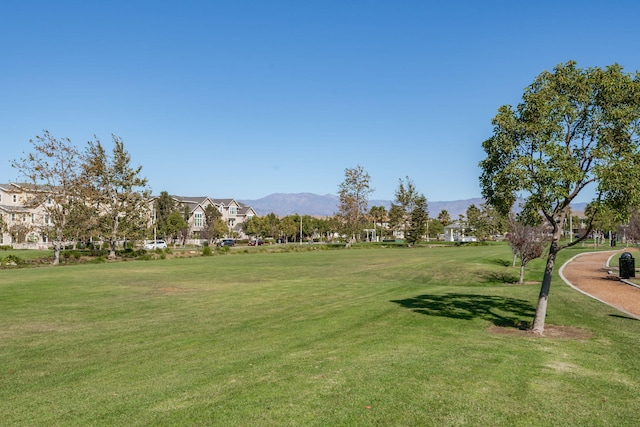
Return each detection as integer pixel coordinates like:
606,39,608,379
392,293,535,329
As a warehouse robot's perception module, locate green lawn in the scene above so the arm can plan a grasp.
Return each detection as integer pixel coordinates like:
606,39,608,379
1,244,639,426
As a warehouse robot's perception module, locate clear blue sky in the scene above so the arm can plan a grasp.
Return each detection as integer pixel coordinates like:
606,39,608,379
2,0,639,202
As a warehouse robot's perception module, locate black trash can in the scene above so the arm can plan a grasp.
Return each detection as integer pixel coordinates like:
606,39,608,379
619,252,635,279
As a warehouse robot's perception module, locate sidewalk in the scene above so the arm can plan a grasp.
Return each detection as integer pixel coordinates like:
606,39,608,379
560,248,640,320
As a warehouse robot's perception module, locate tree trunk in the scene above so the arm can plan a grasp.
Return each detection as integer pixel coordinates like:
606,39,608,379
53,242,61,265
531,241,560,335
109,239,117,259
519,264,525,284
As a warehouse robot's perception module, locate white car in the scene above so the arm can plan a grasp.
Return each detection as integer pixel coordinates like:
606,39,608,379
144,240,167,250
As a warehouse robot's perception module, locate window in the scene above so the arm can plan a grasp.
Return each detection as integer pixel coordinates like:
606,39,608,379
194,212,203,227
22,214,26,222
12,195,17,203
230,207,237,215
11,213,16,222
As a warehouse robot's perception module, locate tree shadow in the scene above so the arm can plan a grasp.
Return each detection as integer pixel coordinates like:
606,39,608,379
391,293,535,329
481,270,520,284
489,258,513,268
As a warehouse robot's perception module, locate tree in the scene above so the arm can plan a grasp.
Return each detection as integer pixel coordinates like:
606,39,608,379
337,165,373,245
626,210,640,244
388,204,404,239
164,211,188,242
241,215,263,239
507,217,548,284
278,215,298,242
369,205,387,241
405,195,429,245
428,218,444,240
465,204,482,238
480,61,640,335
437,210,451,226
466,203,507,241
393,176,421,237
83,135,150,258
12,131,84,265
262,213,281,239
153,191,175,239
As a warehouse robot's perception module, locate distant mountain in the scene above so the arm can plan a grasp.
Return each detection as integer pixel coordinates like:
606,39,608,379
240,193,340,217
240,193,592,217
240,193,485,217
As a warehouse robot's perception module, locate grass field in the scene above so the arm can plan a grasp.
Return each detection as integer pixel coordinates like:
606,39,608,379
1,243,639,426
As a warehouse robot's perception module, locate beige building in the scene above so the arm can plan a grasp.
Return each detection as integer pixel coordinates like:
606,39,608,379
147,195,257,243
0,184,258,249
0,183,54,248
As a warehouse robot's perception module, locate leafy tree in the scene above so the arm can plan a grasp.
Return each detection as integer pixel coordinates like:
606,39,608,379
405,195,429,245
262,213,281,238
585,203,619,247
337,165,373,245
480,61,640,335
369,205,387,241
153,191,178,240
12,131,84,265
200,204,223,242
240,216,258,238
164,210,187,242
428,217,444,240
393,176,421,236
300,215,317,242
388,204,404,239
178,204,192,245
465,204,482,238
466,203,507,241
278,215,297,242
65,197,98,247
83,135,150,258
437,210,451,226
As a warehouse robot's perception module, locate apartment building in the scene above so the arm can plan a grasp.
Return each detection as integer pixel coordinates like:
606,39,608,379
0,183,53,248
0,184,258,248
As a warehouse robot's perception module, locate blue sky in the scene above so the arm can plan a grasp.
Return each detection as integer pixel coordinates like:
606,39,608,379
2,1,639,203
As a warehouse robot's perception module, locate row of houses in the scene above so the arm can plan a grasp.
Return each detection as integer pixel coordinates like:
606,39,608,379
0,183,257,248
162,195,257,243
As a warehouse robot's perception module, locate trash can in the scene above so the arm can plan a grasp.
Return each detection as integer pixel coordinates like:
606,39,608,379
619,252,635,279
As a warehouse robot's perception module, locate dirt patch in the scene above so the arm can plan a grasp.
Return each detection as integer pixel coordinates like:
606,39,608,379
487,324,593,340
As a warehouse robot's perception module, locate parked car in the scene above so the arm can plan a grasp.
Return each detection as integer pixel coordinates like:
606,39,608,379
248,240,264,246
144,240,167,250
217,239,235,247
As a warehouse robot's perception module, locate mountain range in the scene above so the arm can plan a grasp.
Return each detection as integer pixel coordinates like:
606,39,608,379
240,193,484,217
239,193,590,218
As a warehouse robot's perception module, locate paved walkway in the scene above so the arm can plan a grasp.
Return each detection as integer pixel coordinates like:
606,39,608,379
560,248,640,320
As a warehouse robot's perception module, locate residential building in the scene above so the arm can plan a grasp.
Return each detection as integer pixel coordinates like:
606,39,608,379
0,184,259,249
0,183,52,248
147,195,257,244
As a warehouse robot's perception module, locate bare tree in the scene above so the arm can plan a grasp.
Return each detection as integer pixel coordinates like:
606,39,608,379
12,131,83,265
507,217,549,284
